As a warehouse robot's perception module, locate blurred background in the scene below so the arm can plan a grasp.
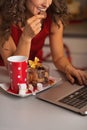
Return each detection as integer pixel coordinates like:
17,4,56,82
43,0,87,70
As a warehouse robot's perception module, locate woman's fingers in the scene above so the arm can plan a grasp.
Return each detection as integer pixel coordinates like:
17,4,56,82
31,19,41,27
78,70,87,85
32,23,42,35
73,70,83,85
66,68,87,85
25,14,45,38
66,73,75,84
27,14,46,24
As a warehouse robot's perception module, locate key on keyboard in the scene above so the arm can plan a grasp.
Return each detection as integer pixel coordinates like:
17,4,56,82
59,86,87,109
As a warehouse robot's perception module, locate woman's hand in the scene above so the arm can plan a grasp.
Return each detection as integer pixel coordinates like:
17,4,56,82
65,65,87,85
23,14,46,39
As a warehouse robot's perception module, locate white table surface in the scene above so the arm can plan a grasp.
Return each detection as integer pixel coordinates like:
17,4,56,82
0,66,87,130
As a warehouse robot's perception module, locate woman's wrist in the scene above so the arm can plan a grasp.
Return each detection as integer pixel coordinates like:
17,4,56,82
21,33,32,43
64,63,73,74
55,56,72,73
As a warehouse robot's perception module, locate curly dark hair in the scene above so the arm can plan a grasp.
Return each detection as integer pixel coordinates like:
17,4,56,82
0,0,69,44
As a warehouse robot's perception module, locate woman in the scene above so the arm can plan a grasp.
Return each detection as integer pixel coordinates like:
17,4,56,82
0,0,87,85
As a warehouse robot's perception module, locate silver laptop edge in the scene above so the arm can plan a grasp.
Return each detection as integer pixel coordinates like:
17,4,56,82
36,81,87,115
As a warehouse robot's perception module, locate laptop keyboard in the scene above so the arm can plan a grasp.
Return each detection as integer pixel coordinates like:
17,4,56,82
59,86,87,109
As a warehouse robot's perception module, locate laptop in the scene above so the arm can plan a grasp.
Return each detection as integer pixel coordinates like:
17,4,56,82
36,80,87,115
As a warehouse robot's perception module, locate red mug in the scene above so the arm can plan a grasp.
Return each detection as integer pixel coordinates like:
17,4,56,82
7,56,28,94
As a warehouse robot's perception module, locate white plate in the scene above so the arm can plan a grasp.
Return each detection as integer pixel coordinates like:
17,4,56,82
35,77,61,93
0,77,62,97
0,83,32,97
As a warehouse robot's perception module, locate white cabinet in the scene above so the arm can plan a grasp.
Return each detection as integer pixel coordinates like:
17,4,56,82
63,37,87,69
